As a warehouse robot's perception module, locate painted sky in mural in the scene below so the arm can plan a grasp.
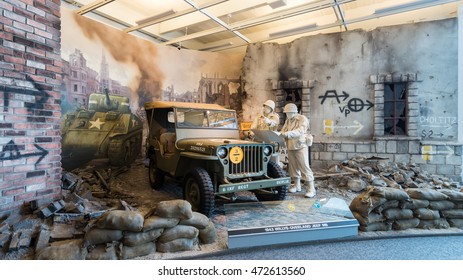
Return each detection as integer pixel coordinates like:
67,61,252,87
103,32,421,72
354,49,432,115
61,8,244,114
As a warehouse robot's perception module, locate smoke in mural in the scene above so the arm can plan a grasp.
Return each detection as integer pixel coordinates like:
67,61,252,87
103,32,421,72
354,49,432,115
60,8,244,170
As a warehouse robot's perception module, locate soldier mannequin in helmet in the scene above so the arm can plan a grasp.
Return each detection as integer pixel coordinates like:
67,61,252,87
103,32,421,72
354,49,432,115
251,99,280,131
280,103,316,198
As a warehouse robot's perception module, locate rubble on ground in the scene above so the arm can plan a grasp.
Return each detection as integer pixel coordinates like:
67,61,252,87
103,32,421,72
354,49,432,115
0,165,217,260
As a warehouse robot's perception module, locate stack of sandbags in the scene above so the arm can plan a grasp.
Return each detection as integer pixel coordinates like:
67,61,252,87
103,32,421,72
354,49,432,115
437,189,463,229
35,200,218,260
85,209,150,260
349,186,411,232
404,188,450,230
36,239,88,260
153,199,216,253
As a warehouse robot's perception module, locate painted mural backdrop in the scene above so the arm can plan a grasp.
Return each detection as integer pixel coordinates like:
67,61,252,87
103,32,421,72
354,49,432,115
61,8,244,170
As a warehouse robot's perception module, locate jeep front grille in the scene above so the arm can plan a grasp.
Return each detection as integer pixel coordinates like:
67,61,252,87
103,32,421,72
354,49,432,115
228,145,263,176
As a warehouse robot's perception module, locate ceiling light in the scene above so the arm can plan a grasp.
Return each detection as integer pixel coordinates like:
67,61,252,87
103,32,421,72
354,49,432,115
269,23,318,38
374,0,441,14
267,0,288,9
198,42,233,51
135,9,177,25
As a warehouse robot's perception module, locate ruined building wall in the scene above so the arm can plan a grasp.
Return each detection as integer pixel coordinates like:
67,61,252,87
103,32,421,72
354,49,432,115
242,18,462,181
0,0,62,214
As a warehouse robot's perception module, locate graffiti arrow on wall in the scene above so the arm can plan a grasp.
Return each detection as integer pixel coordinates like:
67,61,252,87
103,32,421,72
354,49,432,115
0,140,49,165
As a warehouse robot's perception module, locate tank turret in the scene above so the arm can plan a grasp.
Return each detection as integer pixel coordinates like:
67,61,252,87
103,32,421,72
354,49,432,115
61,91,143,170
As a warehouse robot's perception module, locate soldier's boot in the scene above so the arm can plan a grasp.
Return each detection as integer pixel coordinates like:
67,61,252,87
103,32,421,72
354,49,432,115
288,178,302,193
304,180,316,198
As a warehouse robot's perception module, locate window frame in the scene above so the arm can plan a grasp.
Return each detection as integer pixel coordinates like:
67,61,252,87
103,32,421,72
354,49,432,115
383,82,409,136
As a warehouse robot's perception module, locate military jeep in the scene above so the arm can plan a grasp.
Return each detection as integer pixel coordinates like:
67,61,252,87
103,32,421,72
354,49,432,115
144,101,290,217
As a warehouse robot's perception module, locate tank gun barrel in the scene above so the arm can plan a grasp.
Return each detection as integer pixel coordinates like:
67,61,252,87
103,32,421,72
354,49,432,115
104,87,111,107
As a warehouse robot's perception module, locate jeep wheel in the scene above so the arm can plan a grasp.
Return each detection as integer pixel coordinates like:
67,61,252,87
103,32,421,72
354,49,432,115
149,155,165,190
254,161,288,201
184,167,215,217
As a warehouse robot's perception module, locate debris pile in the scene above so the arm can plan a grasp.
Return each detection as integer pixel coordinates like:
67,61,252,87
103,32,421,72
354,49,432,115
336,156,463,231
35,199,217,260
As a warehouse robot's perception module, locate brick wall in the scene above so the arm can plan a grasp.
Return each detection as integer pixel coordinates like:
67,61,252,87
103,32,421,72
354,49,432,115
0,0,62,214
311,140,463,182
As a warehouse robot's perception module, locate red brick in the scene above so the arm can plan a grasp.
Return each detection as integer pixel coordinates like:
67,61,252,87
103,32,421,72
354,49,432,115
26,46,46,57
2,186,25,196
4,55,26,65
0,46,14,55
0,1,13,10
3,70,25,79
13,21,34,33
4,10,26,23
14,192,36,202
13,164,36,172
13,6,34,20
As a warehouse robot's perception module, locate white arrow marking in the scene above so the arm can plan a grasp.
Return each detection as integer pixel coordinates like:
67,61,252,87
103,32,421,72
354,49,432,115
423,146,454,158
333,120,364,135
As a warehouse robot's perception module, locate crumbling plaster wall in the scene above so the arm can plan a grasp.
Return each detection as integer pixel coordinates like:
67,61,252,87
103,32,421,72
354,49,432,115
243,18,461,181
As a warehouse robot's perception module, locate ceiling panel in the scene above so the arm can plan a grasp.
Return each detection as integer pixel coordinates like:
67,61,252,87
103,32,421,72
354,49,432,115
62,0,460,53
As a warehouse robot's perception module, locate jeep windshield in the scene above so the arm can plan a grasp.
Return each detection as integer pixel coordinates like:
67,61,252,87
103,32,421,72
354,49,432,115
176,108,238,129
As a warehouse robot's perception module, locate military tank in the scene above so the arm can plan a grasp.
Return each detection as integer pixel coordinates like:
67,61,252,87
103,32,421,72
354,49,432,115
61,90,143,170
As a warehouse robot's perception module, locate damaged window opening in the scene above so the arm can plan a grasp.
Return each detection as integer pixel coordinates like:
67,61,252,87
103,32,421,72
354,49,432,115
284,88,302,112
384,83,408,136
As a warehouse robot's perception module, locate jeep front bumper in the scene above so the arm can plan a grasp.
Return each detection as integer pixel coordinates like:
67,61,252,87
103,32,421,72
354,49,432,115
218,177,291,194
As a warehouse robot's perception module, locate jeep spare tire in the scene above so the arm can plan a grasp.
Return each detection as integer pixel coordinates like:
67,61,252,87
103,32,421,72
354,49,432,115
184,167,215,217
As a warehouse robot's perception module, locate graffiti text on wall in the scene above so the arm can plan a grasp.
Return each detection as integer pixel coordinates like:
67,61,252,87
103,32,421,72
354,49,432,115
0,140,48,165
420,116,457,139
319,90,373,117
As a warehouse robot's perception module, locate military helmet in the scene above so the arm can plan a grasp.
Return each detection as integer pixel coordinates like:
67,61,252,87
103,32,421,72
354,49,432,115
263,100,275,111
283,103,298,113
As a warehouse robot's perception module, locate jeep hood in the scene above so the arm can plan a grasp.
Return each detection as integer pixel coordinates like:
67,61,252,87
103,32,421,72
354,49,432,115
177,138,266,155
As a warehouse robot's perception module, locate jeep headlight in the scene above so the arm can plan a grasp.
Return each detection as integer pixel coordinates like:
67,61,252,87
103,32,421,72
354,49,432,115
263,146,272,156
217,147,228,159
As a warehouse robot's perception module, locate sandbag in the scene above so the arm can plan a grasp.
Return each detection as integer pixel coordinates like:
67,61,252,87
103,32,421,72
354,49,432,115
383,208,414,220
447,218,463,229
349,192,387,217
86,243,118,260
84,228,123,246
454,202,463,209
156,238,196,253
399,199,430,209
155,200,193,219
179,212,210,229
122,228,163,247
158,225,199,243
440,209,463,219
198,220,217,244
439,189,463,201
95,210,144,232
369,187,410,201
143,216,179,231
412,208,440,220
406,189,449,201
373,200,399,214
352,211,384,227
392,218,420,230
358,222,392,232
417,218,449,229
36,239,87,260
120,242,156,260
428,200,455,210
